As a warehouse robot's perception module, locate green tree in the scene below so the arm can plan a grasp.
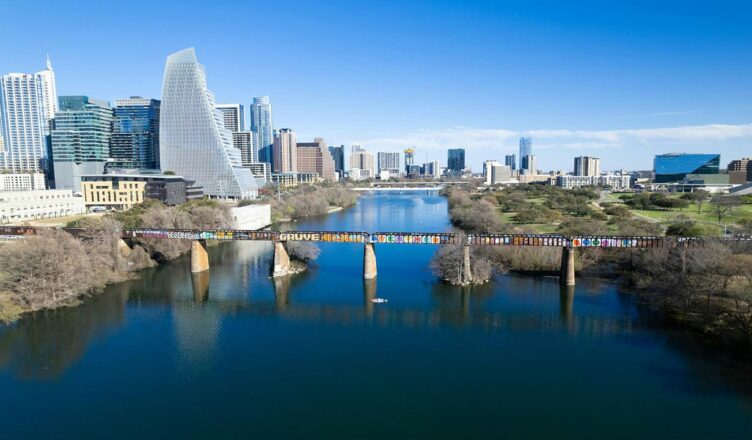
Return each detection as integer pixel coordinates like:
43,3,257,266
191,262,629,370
681,190,710,213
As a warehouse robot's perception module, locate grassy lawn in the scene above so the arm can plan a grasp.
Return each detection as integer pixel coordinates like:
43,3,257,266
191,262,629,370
8,212,104,227
630,204,752,225
499,211,560,233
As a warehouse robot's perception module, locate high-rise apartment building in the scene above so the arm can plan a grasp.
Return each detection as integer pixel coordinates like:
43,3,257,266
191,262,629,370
110,97,160,170
350,144,376,179
0,57,57,174
504,154,516,170
447,148,465,173
159,48,257,199
250,97,273,166
216,104,244,132
377,152,400,173
574,156,600,176
328,145,345,177
233,131,256,166
273,128,297,173
51,96,113,191
217,103,255,168
519,137,532,170
297,137,336,181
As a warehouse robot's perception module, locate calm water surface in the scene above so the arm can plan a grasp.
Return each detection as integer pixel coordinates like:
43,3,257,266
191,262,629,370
1,193,752,438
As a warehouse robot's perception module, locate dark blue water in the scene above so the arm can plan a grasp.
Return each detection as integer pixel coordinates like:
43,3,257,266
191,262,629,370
1,193,751,439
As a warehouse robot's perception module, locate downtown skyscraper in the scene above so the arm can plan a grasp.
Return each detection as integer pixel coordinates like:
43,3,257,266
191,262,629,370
110,97,161,170
377,152,400,172
328,145,345,178
51,96,113,191
250,96,273,167
159,48,257,199
447,148,465,174
504,154,517,170
519,137,532,171
0,57,58,174
273,128,297,173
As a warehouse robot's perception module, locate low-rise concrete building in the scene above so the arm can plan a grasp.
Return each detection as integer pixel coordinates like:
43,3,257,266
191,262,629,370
664,173,735,193
230,204,272,230
81,173,203,210
0,189,85,224
271,172,319,188
556,174,631,190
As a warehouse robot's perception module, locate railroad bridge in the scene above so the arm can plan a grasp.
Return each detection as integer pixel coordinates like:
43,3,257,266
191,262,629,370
1,226,748,286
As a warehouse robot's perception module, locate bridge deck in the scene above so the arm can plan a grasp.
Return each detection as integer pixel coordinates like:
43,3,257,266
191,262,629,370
1,226,750,249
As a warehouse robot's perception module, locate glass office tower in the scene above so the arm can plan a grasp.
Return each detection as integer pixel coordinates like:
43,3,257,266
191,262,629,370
653,153,720,183
519,137,532,170
110,97,160,170
447,148,465,173
51,96,113,191
250,97,273,167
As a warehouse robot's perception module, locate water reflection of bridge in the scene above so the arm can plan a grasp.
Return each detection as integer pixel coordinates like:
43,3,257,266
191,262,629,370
184,272,636,338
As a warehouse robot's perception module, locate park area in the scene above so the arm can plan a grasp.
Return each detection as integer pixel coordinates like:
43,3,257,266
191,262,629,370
447,185,752,237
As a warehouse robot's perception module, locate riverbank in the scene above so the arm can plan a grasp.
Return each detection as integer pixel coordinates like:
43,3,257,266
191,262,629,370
0,199,238,323
439,188,752,349
0,187,359,324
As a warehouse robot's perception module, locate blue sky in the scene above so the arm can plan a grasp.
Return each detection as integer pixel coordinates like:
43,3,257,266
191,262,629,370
2,0,752,171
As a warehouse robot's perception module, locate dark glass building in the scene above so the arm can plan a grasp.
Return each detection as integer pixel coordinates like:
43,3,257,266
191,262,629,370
110,97,160,170
653,153,720,183
447,148,465,173
328,145,345,177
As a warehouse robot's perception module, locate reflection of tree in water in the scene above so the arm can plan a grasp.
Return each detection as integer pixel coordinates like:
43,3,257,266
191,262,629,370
623,295,752,397
430,282,496,327
0,289,128,380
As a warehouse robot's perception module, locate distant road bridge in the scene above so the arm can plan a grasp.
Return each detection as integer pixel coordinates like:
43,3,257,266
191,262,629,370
1,226,749,287
351,187,442,192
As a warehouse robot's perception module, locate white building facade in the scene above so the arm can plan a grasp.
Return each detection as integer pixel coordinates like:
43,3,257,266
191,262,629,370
557,174,631,190
0,173,46,191
0,189,85,224
159,48,257,199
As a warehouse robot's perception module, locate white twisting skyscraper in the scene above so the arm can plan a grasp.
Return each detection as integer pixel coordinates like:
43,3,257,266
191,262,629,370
159,48,257,199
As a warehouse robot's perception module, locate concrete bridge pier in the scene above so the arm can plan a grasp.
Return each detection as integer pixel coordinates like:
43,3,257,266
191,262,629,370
363,242,377,279
191,240,209,273
462,244,473,285
559,246,576,286
273,241,291,278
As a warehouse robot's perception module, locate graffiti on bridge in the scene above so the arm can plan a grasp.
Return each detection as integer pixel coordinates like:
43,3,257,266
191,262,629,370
1,226,750,248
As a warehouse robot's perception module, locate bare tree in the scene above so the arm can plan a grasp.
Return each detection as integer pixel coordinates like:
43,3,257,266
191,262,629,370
285,241,321,262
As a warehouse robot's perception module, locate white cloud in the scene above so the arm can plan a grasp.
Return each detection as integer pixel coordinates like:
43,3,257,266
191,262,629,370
359,123,752,170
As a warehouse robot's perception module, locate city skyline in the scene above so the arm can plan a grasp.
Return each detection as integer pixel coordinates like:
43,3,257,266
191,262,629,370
2,1,752,171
